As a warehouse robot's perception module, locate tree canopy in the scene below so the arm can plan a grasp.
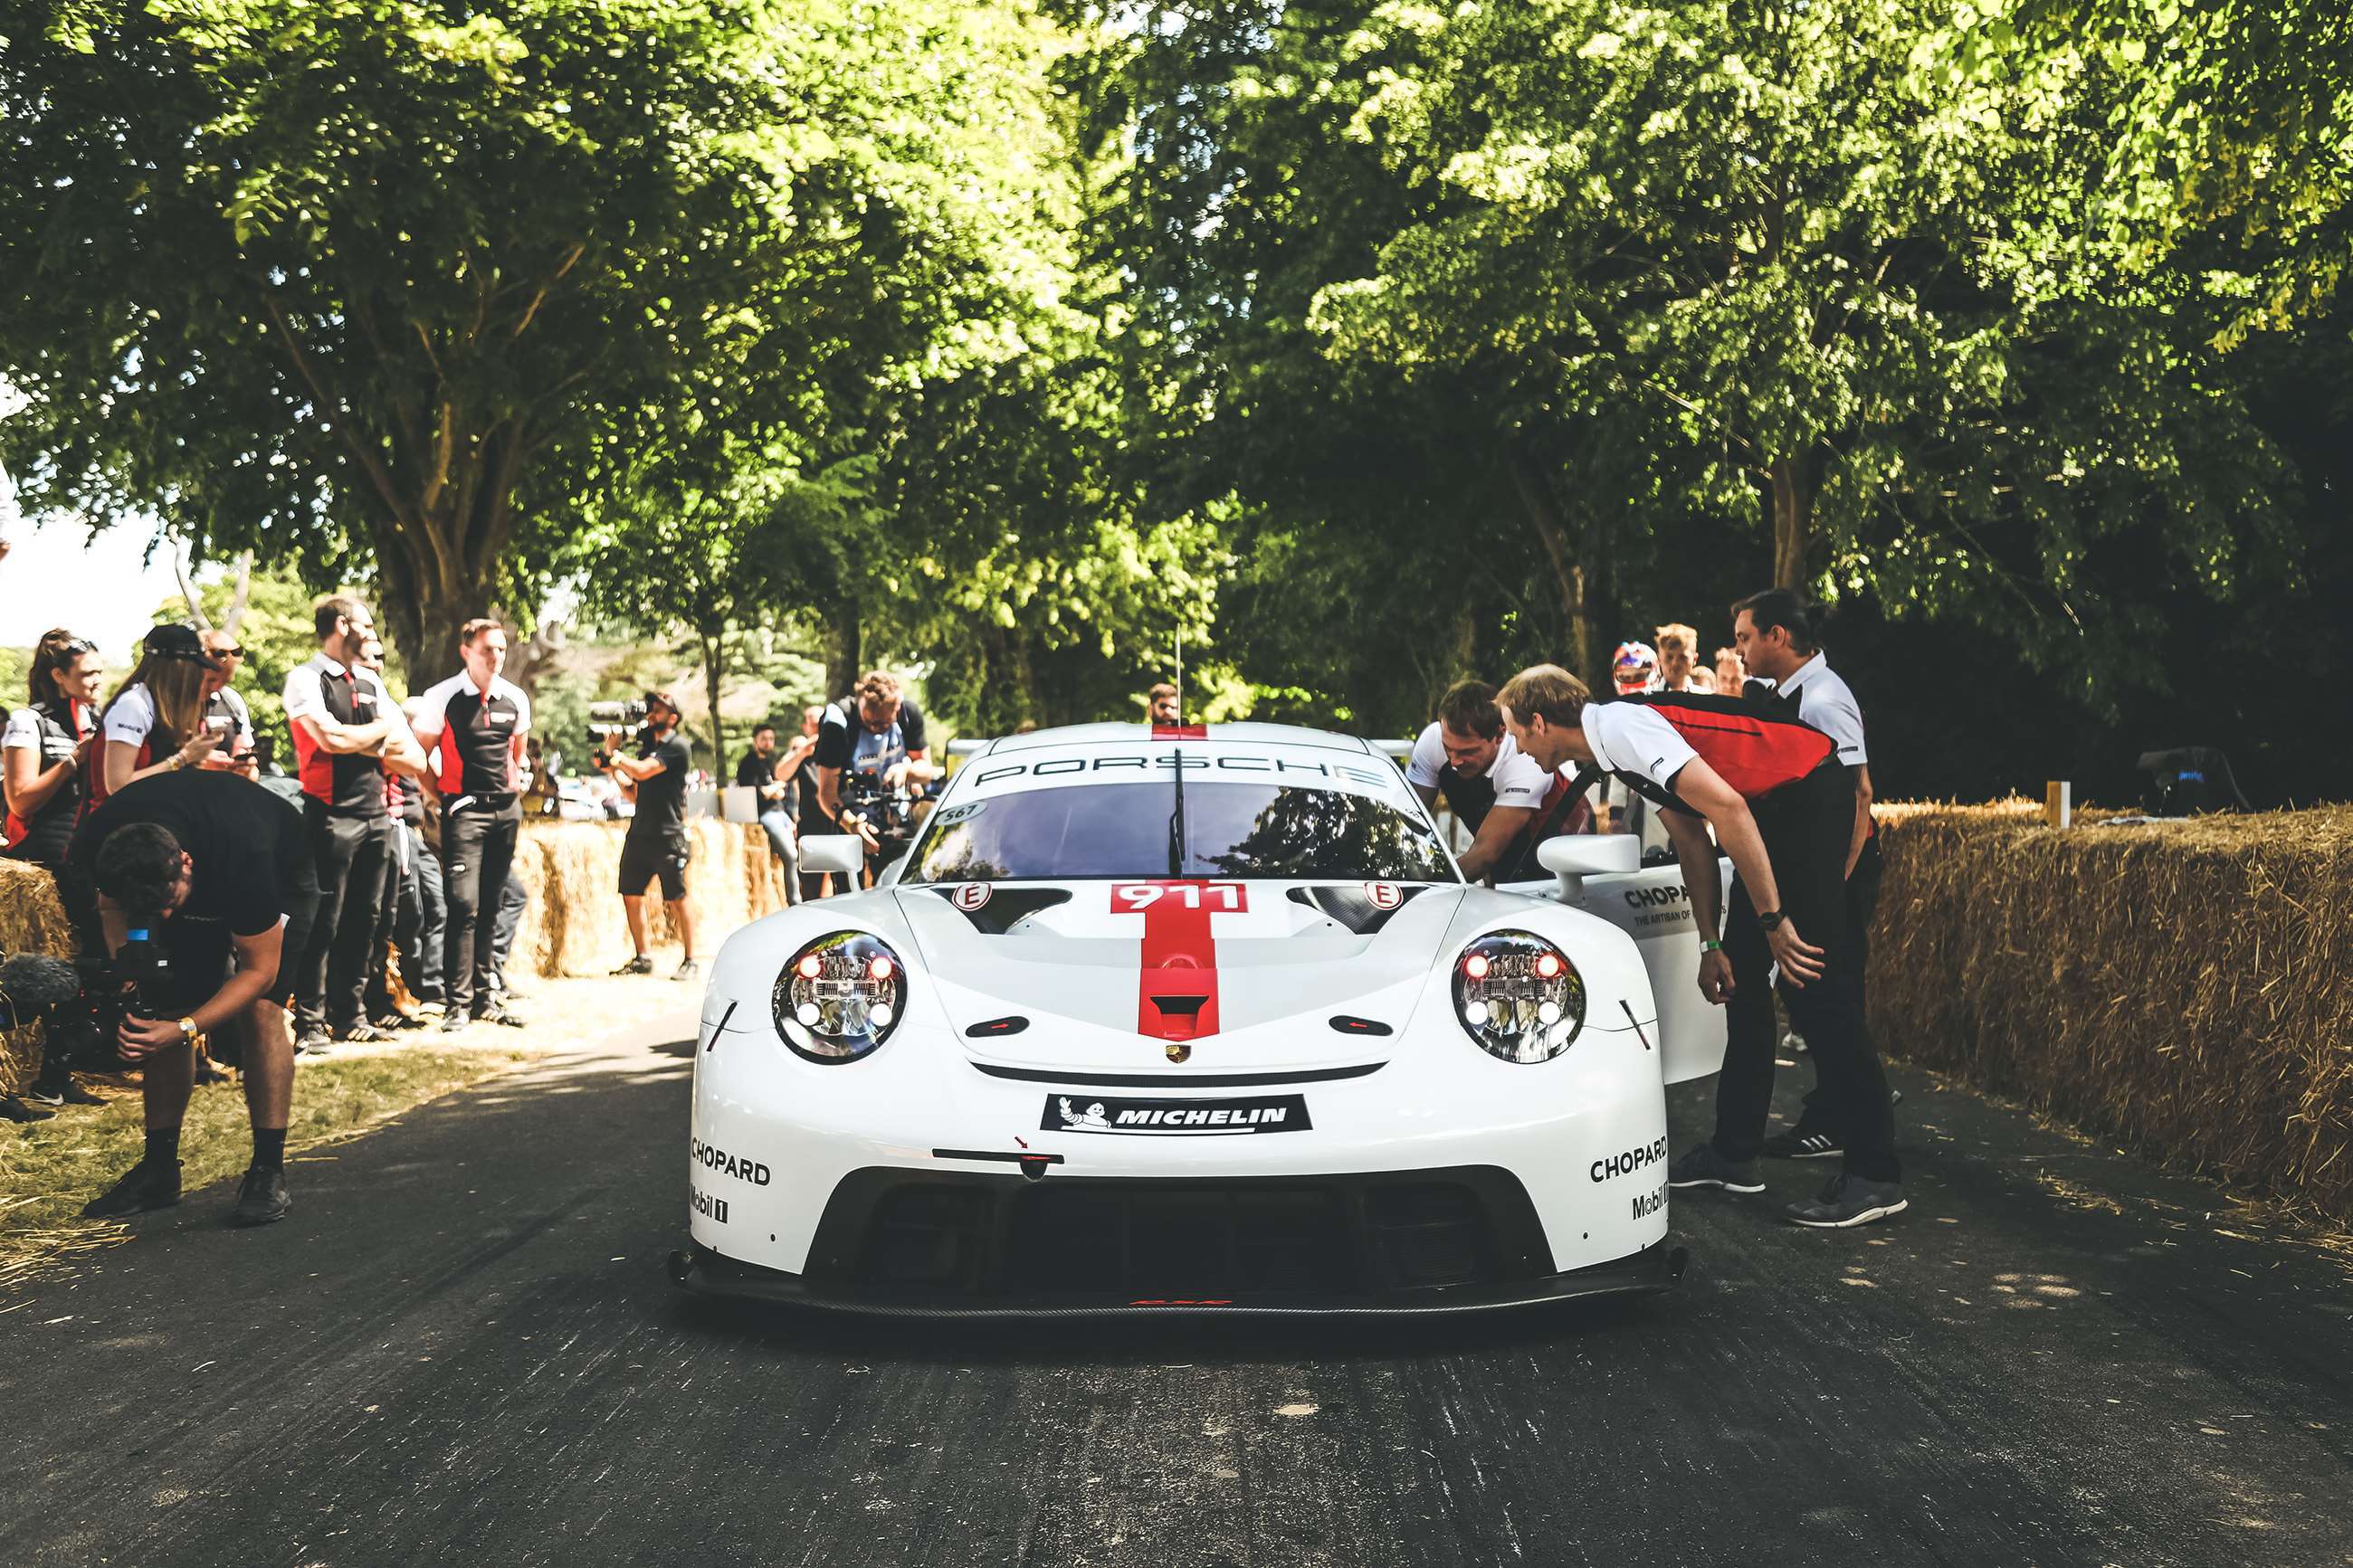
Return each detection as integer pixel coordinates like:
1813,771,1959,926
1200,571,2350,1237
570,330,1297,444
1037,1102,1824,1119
4,0,2348,803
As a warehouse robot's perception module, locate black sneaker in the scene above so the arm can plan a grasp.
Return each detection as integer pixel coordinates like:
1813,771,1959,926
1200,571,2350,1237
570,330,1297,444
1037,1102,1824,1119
229,1165,291,1227
83,1159,181,1218
333,1022,390,1044
612,955,655,976
1762,1128,1844,1160
672,959,700,984
1,1094,56,1124
1664,1144,1765,1193
27,1077,105,1107
1784,1174,1908,1229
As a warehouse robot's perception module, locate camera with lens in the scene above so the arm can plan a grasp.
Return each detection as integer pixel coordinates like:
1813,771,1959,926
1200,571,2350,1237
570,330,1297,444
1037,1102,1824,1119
587,699,652,769
836,769,925,849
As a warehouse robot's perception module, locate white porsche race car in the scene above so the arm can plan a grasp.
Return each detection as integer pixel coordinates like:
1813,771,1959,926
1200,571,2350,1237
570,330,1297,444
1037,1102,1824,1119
670,722,1718,1316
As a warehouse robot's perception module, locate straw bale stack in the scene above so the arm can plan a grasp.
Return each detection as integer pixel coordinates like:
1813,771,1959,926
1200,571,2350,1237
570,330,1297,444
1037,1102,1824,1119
1872,802,2353,1222
0,857,81,1092
512,819,783,977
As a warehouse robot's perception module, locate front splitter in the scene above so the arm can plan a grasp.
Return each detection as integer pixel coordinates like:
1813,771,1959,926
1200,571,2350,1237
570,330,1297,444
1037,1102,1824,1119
668,1236,1686,1319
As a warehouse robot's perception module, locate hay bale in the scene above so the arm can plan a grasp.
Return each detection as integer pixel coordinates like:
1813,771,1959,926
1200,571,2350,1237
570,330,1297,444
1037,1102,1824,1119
1872,803,2353,1223
515,819,773,977
0,859,80,1093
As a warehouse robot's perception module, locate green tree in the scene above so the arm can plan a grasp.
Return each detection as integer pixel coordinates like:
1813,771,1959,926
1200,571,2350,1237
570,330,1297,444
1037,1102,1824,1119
0,0,1086,679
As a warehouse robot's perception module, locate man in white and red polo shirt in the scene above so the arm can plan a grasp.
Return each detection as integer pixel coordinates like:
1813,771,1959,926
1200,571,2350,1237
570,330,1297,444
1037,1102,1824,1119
407,618,532,1029
283,595,421,1049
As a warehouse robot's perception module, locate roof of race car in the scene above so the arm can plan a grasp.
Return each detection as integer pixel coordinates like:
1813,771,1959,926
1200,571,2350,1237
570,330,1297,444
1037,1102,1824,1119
966,722,1378,758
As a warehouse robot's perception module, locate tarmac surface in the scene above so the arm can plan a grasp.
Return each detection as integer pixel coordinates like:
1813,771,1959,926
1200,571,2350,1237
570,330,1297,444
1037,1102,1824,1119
2,999,2349,1568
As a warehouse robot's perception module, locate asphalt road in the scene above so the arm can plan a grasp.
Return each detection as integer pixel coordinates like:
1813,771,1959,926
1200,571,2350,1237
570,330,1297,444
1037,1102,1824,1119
3,1005,2349,1568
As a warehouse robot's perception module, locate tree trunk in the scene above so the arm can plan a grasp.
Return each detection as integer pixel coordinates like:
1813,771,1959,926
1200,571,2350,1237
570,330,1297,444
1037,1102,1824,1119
823,600,861,703
1768,456,1812,589
1506,449,1596,683
701,631,726,773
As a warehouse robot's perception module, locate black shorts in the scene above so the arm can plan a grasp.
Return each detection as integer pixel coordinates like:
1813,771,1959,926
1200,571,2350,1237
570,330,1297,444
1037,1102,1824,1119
152,893,314,1013
618,833,691,901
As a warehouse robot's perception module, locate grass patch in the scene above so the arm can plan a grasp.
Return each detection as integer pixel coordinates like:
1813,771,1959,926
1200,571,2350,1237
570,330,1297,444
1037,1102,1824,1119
0,1047,532,1291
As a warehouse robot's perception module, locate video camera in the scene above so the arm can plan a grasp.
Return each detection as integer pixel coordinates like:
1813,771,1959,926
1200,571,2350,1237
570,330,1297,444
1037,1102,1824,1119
836,769,941,861
0,948,161,1066
587,699,652,770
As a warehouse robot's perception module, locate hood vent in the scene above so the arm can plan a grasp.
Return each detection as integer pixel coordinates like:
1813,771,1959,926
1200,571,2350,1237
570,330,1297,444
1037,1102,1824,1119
926,886,1073,935
1287,884,1428,936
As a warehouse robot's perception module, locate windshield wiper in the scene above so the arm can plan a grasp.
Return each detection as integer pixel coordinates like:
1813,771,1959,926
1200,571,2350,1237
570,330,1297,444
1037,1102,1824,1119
1166,751,1186,878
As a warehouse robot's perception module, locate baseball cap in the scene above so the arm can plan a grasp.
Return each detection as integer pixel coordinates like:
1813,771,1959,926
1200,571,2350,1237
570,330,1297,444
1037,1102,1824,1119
142,623,218,665
1611,641,1658,694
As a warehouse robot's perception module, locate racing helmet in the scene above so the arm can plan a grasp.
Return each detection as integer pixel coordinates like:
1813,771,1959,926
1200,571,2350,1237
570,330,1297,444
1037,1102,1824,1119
1611,641,1659,695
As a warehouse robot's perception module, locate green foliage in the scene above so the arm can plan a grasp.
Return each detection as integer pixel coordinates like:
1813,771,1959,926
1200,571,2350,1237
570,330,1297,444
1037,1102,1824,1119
1062,0,2302,724
0,0,1096,680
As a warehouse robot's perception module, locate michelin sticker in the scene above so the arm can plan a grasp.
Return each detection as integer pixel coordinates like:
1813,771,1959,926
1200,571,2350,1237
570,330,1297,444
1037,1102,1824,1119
1044,1093,1312,1136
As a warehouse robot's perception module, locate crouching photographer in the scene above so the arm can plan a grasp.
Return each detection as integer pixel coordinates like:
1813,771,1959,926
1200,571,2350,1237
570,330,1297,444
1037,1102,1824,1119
64,768,319,1226
807,670,938,890
595,691,698,981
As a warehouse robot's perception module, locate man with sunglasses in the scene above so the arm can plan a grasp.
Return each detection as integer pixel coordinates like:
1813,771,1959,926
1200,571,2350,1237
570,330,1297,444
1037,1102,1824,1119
197,629,257,779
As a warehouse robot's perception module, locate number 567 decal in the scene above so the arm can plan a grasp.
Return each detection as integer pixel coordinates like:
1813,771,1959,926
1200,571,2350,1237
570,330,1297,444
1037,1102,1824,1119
1111,882,1248,912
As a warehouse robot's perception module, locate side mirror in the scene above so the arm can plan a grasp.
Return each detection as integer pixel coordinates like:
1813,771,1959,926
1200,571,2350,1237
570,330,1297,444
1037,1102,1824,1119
1537,833,1639,901
798,834,868,877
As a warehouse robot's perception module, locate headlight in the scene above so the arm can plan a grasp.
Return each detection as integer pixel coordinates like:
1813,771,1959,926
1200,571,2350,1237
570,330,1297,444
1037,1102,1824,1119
772,931,907,1064
1450,930,1585,1063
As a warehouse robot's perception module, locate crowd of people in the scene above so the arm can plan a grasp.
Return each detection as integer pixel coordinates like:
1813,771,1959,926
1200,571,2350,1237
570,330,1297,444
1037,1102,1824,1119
1408,589,1901,1230
0,599,575,1225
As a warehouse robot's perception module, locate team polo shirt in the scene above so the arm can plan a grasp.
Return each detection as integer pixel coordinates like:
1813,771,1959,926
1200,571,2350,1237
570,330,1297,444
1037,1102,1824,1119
409,672,530,801
1404,721,1551,833
283,653,405,815
1767,655,1867,766
1581,694,1834,816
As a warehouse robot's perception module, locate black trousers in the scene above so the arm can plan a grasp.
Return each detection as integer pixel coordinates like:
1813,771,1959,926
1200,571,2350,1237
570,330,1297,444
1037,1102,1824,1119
1794,834,1882,1133
440,801,520,1018
298,803,391,1033
1710,766,1900,1183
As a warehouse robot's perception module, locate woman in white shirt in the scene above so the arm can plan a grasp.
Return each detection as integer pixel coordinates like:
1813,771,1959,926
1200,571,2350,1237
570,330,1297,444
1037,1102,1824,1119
92,624,237,809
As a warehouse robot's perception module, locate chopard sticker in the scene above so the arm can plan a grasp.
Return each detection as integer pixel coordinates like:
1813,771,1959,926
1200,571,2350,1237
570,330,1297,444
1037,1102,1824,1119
1043,1093,1310,1136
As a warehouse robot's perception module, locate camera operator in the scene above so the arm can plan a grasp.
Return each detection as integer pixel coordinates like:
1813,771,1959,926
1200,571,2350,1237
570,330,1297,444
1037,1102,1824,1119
409,620,532,1028
737,719,814,906
597,690,697,980
809,671,938,888
66,768,319,1226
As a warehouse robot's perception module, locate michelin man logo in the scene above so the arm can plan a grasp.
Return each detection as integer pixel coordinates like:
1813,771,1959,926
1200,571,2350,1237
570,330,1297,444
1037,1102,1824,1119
1056,1098,1111,1131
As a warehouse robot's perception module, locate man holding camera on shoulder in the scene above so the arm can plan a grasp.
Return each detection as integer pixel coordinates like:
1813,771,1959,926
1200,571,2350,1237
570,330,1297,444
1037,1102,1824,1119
67,767,319,1225
807,671,938,890
597,690,697,980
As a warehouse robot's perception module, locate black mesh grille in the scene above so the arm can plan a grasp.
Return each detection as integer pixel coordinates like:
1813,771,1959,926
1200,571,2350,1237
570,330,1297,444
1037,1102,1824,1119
840,1174,1526,1300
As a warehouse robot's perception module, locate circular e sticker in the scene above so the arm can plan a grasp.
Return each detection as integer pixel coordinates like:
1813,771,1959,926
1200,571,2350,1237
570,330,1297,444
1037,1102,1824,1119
951,882,992,912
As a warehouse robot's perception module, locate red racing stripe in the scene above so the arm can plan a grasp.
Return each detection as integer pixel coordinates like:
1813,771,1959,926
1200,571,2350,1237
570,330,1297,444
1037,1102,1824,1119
1150,723,1209,740
1122,880,1224,1041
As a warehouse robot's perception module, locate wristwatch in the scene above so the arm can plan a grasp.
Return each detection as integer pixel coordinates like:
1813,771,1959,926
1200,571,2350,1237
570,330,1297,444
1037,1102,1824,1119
1756,908,1786,932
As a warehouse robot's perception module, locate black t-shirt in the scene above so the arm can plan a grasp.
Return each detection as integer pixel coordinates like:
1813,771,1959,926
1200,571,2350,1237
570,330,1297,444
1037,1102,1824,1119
68,770,307,938
628,730,692,840
736,746,797,816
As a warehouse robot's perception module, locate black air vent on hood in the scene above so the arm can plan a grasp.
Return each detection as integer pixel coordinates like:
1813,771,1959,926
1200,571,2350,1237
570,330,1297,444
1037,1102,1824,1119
1287,884,1428,936
926,886,1073,935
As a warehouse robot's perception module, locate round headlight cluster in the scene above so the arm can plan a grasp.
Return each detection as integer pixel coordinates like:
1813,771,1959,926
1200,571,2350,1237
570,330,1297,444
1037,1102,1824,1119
772,931,907,1064
1450,930,1586,1063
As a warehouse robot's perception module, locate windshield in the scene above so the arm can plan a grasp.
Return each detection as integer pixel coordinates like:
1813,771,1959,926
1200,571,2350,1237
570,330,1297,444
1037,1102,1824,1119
904,782,1455,884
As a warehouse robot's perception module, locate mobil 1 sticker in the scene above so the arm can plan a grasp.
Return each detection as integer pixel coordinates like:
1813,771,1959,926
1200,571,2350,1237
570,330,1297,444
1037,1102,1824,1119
1044,1093,1311,1136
